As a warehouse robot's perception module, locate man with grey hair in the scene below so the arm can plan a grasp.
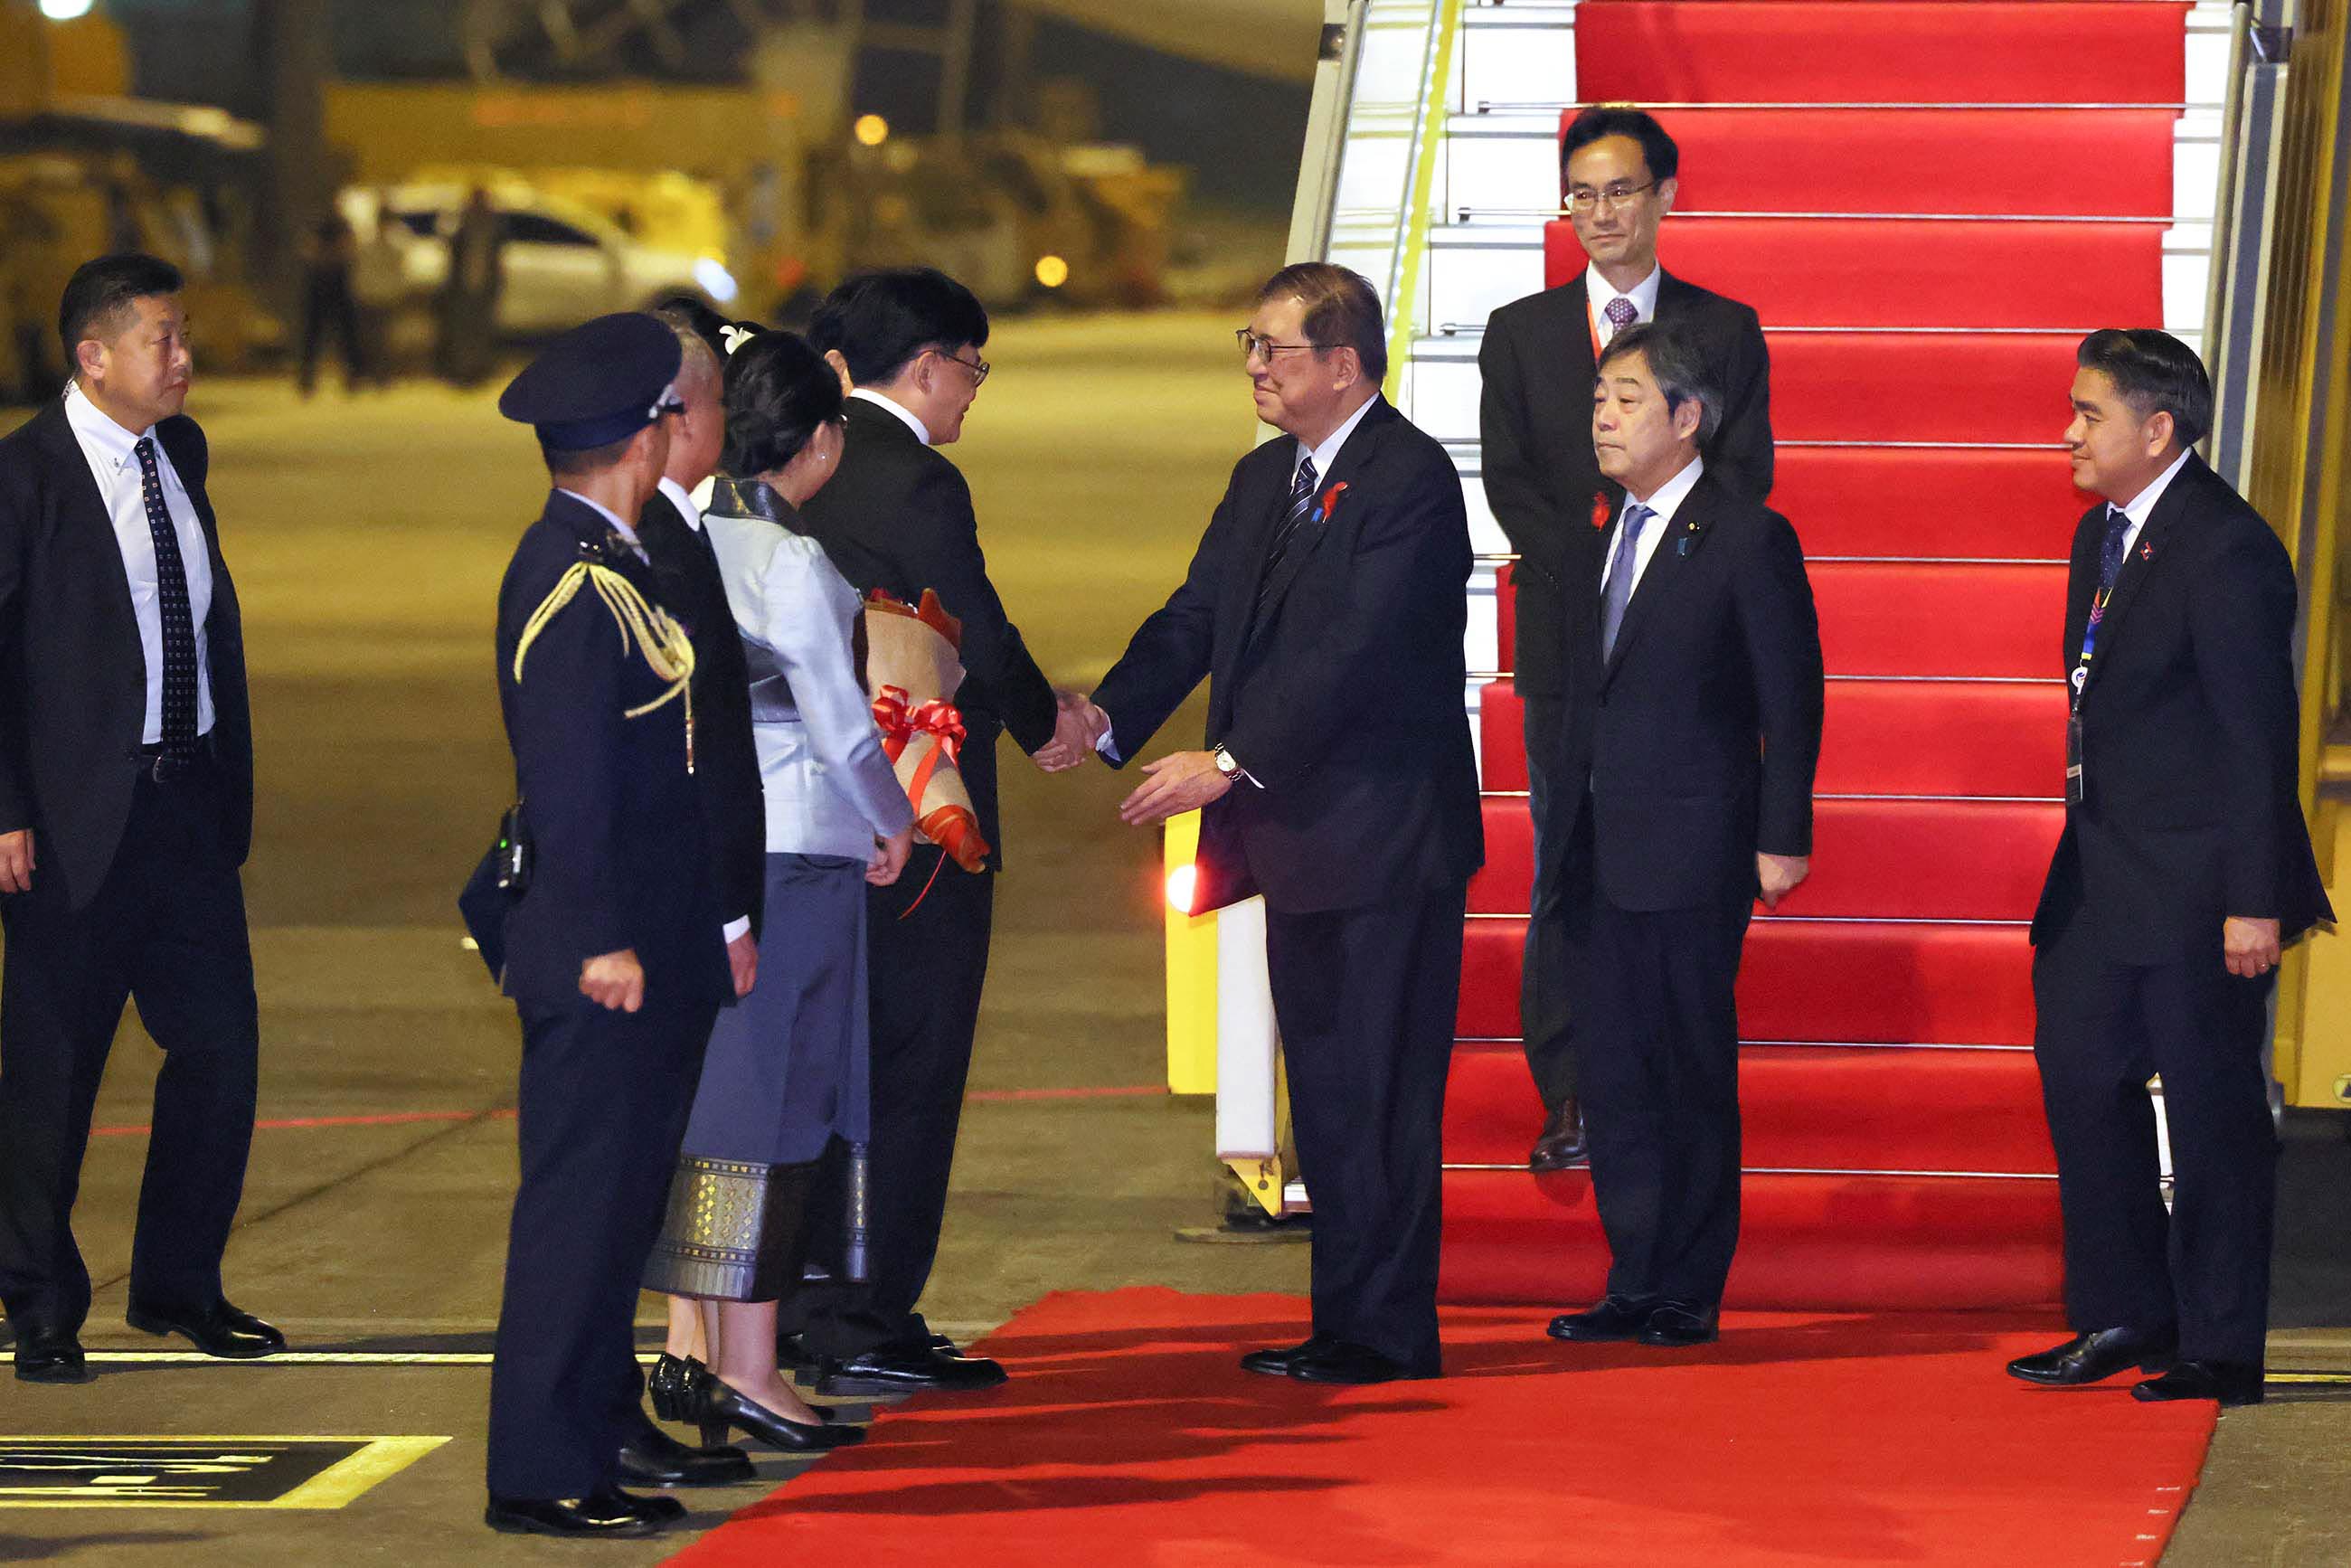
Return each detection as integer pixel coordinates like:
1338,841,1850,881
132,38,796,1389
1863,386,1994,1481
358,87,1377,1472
1541,321,1822,1350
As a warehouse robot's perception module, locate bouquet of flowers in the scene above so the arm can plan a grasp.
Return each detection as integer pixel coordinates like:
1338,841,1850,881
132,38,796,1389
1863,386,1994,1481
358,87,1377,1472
863,589,989,873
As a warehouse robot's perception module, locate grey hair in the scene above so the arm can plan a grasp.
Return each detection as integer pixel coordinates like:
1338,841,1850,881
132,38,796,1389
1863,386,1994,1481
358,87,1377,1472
1595,320,1722,445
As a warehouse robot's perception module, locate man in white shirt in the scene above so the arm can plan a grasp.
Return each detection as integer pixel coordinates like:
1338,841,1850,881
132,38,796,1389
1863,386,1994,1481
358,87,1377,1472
0,253,279,1384
1480,107,1776,1176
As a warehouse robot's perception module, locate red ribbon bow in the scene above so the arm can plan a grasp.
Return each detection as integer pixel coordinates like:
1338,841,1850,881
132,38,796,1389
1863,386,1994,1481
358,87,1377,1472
872,685,968,765
1319,480,1350,522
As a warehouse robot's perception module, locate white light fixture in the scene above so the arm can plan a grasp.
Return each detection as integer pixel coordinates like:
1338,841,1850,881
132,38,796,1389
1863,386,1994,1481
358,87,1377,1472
693,258,739,305
40,0,98,21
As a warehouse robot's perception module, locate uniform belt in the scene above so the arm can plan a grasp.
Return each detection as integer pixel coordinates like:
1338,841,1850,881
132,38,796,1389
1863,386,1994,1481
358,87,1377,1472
131,739,210,783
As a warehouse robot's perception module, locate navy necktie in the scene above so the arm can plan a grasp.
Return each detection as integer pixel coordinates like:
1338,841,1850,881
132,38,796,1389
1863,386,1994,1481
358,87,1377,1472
1600,503,1653,660
134,437,199,758
1254,454,1319,623
2097,504,2132,593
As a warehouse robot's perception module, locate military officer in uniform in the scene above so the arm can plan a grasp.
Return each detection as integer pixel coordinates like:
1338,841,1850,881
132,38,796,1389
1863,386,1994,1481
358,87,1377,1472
474,314,741,1538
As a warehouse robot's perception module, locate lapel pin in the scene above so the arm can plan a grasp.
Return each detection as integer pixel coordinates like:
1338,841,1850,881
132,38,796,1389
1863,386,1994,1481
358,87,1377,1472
2140,542,2154,561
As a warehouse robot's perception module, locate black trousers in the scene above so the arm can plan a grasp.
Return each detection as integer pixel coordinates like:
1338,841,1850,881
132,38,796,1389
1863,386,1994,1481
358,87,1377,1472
779,847,994,1358
0,761,259,1332
2032,885,2277,1367
297,279,366,395
1564,806,1752,1306
486,996,712,1500
1266,883,1466,1374
1519,694,1579,1108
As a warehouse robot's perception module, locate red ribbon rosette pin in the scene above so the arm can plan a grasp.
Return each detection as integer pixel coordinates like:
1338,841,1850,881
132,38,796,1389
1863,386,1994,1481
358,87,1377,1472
1591,491,1611,530
1318,480,1349,522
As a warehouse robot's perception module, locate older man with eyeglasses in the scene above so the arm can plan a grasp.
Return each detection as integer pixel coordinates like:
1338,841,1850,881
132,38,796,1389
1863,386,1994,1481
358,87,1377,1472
1478,105,1777,1178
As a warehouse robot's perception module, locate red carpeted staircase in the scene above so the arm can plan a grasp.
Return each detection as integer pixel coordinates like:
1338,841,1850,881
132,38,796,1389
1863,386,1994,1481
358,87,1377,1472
1442,0,2192,1308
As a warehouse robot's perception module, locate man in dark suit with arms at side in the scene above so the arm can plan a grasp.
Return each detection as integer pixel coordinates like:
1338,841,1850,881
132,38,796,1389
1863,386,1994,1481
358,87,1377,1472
1544,322,1821,1351
1481,107,1774,1173
1076,264,1483,1384
0,254,281,1384
2006,330,2330,1409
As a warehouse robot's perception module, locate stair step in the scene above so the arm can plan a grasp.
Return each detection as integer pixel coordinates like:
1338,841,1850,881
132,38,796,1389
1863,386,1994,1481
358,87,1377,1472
1769,330,2093,447
1440,1167,2063,1308
1444,1039,2056,1172
1777,447,2089,560
1545,217,2166,328
1459,916,2037,1044
1813,561,2069,678
1468,795,2064,921
1575,2,2188,105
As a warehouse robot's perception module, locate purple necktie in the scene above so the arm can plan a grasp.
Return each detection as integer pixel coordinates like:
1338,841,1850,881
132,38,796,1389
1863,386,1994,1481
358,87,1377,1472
1604,297,1638,334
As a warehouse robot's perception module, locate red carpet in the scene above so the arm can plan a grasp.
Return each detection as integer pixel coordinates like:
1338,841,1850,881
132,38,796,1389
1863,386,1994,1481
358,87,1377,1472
670,1288,2216,1567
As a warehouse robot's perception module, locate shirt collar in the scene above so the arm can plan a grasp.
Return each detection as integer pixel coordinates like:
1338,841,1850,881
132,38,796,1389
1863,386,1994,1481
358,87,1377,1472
2114,448,2193,528
63,381,156,471
656,476,704,532
850,387,931,447
1586,263,1662,325
1297,392,1379,481
1626,453,1705,525
555,488,640,548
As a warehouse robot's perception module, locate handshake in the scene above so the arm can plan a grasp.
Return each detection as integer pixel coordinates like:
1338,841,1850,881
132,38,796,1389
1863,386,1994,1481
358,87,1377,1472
1032,687,1110,773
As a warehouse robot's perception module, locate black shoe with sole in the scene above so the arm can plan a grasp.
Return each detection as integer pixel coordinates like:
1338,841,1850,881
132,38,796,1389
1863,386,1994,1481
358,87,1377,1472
1546,1295,1658,1343
485,1487,686,1537
1638,1301,1720,1347
697,1382,867,1453
815,1342,1007,1397
1239,1335,1337,1377
2006,1327,2176,1387
2132,1360,2264,1407
1288,1341,1435,1385
1529,1099,1590,1172
648,1353,711,1422
125,1297,285,1359
10,1317,92,1384
617,1417,754,1487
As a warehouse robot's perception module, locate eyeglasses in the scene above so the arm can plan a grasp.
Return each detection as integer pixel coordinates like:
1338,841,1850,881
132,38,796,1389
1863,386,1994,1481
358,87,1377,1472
939,349,990,387
1235,328,1327,364
1564,179,1657,214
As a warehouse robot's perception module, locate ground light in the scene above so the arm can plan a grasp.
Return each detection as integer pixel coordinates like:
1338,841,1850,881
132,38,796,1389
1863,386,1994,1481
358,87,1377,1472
854,114,891,147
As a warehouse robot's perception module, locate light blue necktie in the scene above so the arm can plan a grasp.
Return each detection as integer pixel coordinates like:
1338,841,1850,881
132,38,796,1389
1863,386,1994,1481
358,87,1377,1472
1600,502,1653,660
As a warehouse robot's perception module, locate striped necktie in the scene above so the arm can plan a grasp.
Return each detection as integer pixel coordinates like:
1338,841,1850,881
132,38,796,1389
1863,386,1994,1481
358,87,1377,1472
1253,454,1319,623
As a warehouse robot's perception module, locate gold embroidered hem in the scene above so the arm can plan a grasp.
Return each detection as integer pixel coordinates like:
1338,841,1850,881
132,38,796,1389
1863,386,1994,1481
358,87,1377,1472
642,1156,816,1301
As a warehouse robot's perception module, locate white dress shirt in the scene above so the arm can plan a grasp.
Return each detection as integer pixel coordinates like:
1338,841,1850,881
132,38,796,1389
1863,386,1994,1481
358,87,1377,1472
850,387,931,446
1599,453,1705,606
1587,263,1663,349
63,383,215,744
652,477,752,944
1294,390,1379,488
554,488,645,558
2110,448,2192,559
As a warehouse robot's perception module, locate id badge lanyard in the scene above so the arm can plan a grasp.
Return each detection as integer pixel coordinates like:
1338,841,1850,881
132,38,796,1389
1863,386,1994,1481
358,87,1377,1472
2064,588,2110,808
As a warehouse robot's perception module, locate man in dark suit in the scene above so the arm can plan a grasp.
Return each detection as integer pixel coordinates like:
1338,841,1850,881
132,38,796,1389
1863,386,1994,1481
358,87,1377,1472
780,268,1092,1396
0,254,281,1384
478,314,740,1537
1081,264,1483,1384
1480,107,1774,1173
1544,321,1822,1350
2006,330,2330,1409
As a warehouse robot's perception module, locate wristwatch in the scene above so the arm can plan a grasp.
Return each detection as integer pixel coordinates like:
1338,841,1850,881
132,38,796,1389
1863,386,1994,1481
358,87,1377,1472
1212,744,1244,781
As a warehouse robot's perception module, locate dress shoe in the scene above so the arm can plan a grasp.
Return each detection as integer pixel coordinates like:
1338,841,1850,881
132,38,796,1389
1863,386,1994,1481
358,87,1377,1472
1638,1301,1720,1347
485,1487,686,1537
2006,1327,2176,1387
1529,1098,1590,1172
11,1318,92,1384
697,1381,867,1453
647,1353,712,1423
1546,1295,1657,1343
1288,1341,1432,1385
1239,1335,1337,1377
2133,1361,2265,1407
125,1297,286,1359
778,1332,822,1381
814,1342,1007,1397
617,1417,753,1487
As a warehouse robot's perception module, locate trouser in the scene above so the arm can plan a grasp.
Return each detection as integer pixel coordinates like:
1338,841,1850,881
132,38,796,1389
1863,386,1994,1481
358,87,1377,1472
778,848,994,1357
2032,886,2278,1367
1265,883,1467,1374
1565,809,1753,1305
1519,694,1579,1108
0,758,259,1331
486,996,713,1499
297,282,365,394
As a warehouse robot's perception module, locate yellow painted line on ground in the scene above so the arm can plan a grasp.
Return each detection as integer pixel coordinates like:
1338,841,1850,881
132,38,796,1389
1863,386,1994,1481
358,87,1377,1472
0,1436,450,1510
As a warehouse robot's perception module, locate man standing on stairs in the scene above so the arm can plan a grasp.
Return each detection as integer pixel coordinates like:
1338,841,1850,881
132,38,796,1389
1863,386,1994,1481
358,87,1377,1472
1544,322,1820,1351
1479,107,1774,1175
2007,329,2330,1409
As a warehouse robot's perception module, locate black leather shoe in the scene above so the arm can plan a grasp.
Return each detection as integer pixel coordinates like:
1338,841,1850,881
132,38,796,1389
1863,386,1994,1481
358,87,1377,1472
1239,1335,1336,1377
485,1487,686,1537
815,1343,1007,1397
2006,1327,2176,1387
1529,1098,1590,1172
1547,1295,1657,1343
697,1381,867,1453
125,1298,285,1359
2133,1361,2265,1407
617,1417,753,1487
10,1318,92,1384
1638,1301,1720,1346
777,1333,822,1381
1288,1341,1433,1384
648,1353,711,1422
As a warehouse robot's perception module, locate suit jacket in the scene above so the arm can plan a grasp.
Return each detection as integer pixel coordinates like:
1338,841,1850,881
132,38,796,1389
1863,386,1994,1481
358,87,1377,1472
0,398,253,909
1092,397,1484,914
490,492,732,1009
639,486,766,935
2030,454,2331,960
1554,468,1822,912
1481,271,1773,697
793,398,1056,858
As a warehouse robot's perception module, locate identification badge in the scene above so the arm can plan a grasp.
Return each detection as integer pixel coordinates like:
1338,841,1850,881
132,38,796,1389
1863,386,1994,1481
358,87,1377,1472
2064,713,2085,808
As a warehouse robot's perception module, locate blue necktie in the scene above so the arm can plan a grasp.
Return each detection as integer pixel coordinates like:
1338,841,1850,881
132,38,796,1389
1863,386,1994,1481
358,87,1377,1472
2078,504,2133,672
134,437,199,758
1600,503,1653,661
1254,454,1319,623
